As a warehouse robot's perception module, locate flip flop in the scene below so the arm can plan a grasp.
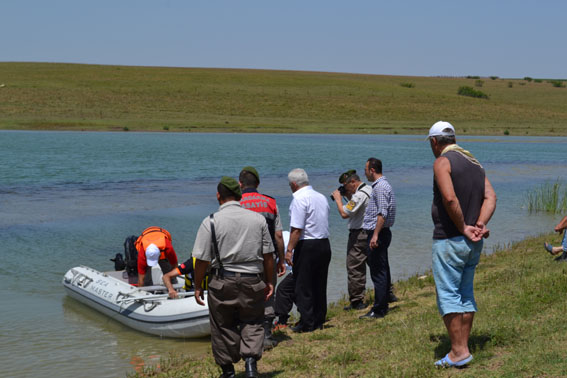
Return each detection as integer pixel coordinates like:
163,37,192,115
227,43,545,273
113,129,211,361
544,242,554,254
434,353,473,368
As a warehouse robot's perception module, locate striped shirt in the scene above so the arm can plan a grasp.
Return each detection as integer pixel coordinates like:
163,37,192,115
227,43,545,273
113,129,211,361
362,176,396,230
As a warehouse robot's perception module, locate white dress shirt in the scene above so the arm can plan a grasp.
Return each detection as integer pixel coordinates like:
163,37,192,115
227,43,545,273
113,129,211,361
289,185,330,240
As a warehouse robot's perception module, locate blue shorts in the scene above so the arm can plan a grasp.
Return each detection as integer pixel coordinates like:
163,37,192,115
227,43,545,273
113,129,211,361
432,236,483,316
562,230,567,252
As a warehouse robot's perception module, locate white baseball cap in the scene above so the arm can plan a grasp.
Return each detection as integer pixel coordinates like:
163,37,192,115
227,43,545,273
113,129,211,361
427,121,455,140
145,243,160,267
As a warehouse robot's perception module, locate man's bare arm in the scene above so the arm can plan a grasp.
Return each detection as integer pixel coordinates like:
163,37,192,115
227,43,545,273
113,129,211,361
193,259,210,306
285,227,302,266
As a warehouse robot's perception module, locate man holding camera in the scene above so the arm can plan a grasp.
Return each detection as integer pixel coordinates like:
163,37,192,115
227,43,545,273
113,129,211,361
331,170,372,311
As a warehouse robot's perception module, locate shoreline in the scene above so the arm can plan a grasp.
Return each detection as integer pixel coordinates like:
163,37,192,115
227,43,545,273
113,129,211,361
130,232,567,377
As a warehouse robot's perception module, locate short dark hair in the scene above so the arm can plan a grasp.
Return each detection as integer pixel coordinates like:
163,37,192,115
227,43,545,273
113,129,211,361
239,170,259,188
366,158,382,174
346,173,361,183
217,183,241,201
433,135,456,145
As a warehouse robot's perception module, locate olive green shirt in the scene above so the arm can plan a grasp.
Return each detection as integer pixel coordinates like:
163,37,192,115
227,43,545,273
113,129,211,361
192,201,274,273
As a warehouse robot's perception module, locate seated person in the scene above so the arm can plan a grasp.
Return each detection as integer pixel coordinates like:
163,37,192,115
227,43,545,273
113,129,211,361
135,226,178,286
544,216,567,257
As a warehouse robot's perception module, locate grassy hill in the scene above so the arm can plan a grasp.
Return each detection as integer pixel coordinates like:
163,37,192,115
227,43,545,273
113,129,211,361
0,62,566,135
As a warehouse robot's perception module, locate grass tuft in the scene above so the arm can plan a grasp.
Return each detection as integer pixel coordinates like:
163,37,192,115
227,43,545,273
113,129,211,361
525,179,567,213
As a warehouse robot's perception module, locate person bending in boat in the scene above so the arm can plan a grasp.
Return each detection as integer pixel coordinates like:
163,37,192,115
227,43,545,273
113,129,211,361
135,226,179,287
543,216,567,260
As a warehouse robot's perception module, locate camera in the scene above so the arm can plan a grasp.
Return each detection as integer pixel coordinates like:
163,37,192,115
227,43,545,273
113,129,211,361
330,185,346,202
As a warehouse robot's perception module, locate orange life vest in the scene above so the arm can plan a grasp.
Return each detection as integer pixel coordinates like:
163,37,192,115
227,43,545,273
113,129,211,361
135,226,172,257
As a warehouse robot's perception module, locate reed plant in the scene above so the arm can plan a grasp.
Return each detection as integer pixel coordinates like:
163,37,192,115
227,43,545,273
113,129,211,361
525,179,567,213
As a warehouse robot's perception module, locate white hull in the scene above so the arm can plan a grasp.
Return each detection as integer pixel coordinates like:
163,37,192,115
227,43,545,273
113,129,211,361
62,266,210,338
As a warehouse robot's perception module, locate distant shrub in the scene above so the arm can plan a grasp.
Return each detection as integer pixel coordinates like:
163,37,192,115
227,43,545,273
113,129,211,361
489,76,499,80
524,77,533,82
400,82,415,88
504,129,510,135
163,126,169,131
475,79,484,87
458,86,489,99
508,82,514,88
549,80,566,88
534,79,543,83
466,75,480,79
123,126,129,131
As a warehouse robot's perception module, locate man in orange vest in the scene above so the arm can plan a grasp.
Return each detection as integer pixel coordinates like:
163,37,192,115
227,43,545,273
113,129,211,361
135,226,179,287
239,166,285,350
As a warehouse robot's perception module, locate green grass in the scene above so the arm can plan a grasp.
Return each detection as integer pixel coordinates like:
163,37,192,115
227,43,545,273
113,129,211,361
128,234,567,377
1,62,567,135
525,179,567,213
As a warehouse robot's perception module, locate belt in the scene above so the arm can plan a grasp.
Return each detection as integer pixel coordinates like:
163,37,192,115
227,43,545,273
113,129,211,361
349,228,363,232
362,227,390,233
212,269,260,278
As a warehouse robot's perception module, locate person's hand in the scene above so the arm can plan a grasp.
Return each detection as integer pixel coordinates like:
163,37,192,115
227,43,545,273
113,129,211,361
194,287,205,306
276,259,286,277
476,221,490,239
264,282,274,301
463,225,482,242
369,234,379,249
168,288,179,299
285,250,293,267
332,189,342,202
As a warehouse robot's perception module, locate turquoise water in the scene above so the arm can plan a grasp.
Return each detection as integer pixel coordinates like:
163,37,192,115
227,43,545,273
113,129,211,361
2,131,567,377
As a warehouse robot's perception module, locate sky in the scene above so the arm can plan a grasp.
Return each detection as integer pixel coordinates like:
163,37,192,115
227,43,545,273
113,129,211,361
1,1,565,78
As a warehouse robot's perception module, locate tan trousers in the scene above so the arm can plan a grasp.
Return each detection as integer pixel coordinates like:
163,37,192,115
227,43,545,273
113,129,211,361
347,229,367,304
207,274,266,366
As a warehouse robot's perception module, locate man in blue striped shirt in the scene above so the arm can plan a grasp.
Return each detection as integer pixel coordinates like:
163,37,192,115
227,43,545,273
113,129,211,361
361,157,396,319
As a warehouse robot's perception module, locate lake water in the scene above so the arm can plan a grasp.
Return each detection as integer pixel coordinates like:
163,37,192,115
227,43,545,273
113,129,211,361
2,131,567,377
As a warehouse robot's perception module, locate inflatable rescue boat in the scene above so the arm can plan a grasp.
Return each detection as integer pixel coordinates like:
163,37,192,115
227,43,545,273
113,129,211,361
62,265,210,338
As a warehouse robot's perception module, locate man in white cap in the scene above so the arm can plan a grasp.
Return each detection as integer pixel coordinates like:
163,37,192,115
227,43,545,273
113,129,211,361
427,121,497,368
135,226,178,287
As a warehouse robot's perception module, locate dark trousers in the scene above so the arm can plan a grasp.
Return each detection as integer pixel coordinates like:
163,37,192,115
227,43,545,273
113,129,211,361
207,275,266,366
293,238,331,331
274,272,295,324
346,229,367,304
365,228,392,314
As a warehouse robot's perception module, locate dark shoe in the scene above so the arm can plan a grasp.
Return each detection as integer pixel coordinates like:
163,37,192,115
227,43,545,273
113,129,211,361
219,364,235,378
359,309,386,319
344,301,368,311
291,323,315,333
388,292,399,303
244,357,258,378
554,251,567,261
291,323,306,333
263,319,278,350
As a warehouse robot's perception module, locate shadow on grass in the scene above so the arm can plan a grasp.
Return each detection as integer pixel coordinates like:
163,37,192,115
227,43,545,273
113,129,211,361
430,333,493,358
256,370,284,377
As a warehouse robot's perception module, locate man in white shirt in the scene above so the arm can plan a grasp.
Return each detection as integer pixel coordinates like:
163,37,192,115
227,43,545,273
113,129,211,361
285,168,331,333
332,170,372,311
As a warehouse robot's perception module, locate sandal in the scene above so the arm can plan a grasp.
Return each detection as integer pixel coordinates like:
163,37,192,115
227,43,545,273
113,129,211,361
435,353,473,368
544,242,554,254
